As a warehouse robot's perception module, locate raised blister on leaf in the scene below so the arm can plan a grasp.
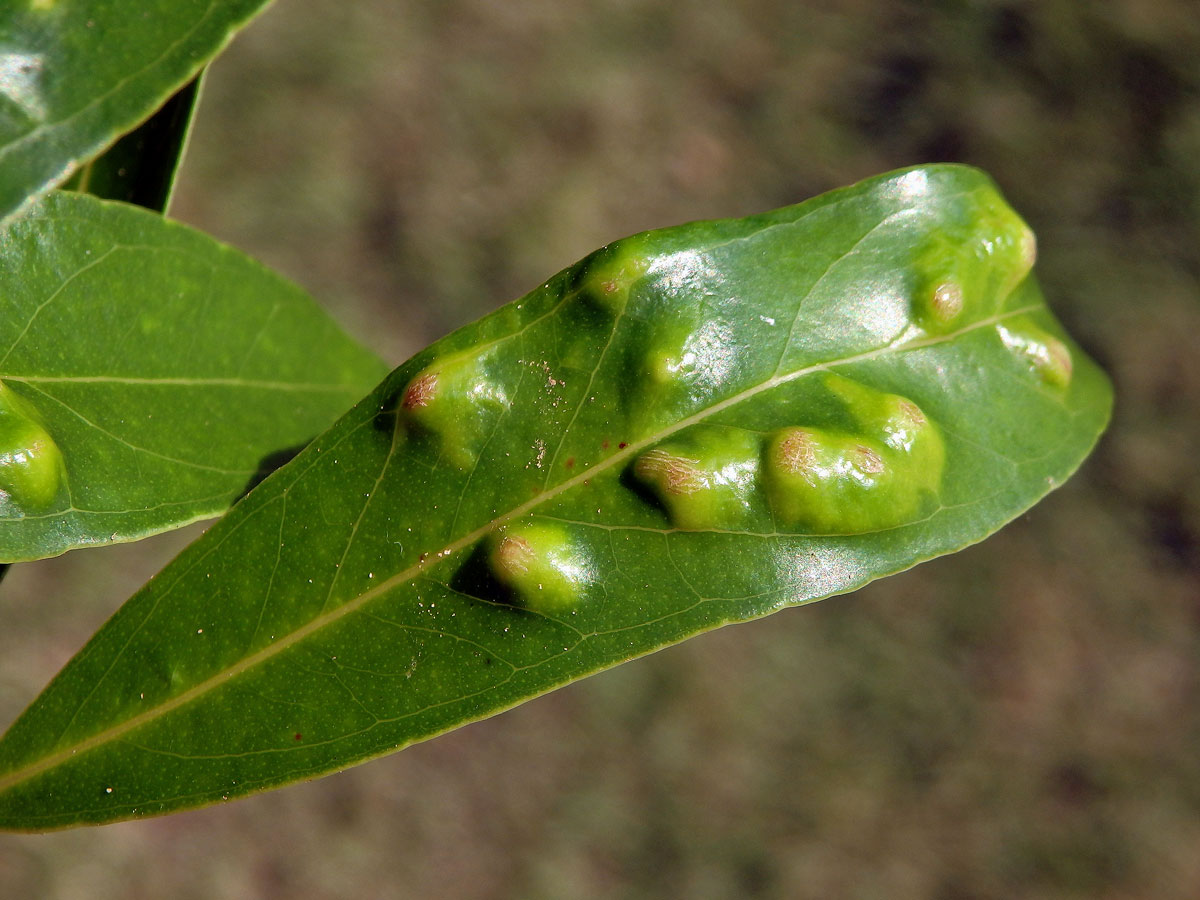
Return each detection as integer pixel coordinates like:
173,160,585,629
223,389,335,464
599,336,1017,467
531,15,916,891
632,426,761,530
400,349,510,467
644,319,700,389
913,185,1036,331
487,520,592,613
996,318,1073,389
822,374,942,463
764,378,944,534
765,428,895,533
626,306,742,439
929,281,965,324
0,382,65,512
644,318,738,397
576,239,651,314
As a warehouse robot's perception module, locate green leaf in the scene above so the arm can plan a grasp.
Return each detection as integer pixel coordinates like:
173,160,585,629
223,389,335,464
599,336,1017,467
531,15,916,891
61,75,203,213
0,165,1112,829
0,190,388,563
0,0,272,224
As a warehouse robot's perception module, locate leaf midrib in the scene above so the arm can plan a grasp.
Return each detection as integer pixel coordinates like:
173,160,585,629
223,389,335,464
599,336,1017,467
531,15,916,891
0,304,1034,794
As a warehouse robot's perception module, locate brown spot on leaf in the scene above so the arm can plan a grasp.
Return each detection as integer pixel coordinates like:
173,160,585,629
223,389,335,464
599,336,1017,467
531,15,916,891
496,535,534,575
635,449,705,495
898,399,926,426
1020,228,1037,269
402,372,438,410
855,445,886,474
777,429,817,474
1047,338,1073,381
931,282,963,322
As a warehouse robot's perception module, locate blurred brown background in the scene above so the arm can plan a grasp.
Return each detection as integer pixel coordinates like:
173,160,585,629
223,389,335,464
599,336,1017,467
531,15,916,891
2,0,1199,897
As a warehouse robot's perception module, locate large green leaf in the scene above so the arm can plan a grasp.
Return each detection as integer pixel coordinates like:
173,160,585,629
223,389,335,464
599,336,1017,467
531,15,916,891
62,76,203,213
0,0,272,224
0,165,1112,829
0,190,388,562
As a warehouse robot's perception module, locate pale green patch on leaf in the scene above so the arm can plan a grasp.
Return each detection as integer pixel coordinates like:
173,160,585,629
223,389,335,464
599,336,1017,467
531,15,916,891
399,348,511,470
488,520,594,614
0,165,1112,830
761,375,945,534
996,317,1074,389
633,427,762,531
0,380,66,512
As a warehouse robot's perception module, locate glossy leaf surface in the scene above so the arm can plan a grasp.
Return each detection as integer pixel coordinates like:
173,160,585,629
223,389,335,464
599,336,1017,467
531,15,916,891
0,191,387,562
0,0,271,224
62,76,203,213
0,166,1112,829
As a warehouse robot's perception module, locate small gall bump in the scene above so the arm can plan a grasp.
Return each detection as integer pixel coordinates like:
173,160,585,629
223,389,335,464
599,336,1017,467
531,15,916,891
578,241,651,313
1019,226,1038,270
1047,339,1073,382
495,535,535,576
0,381,66,513
930,282,963,323
996,320,1073,389
776,428,817,478
638,318,739,414
897,400,925,427
398,350,510,467
764,379,944,534
632,427,760,530
911,187,1038,330
822,374,939,456
487,521,592,614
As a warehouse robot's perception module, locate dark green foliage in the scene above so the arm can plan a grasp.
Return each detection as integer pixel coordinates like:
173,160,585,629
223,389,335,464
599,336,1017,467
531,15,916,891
0,165,1110,828
0,192,386,561
0,0,274,223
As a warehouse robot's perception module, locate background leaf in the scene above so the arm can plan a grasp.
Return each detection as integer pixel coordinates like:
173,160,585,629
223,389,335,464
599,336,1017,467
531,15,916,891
61,76,203,213
0,0,272,224
0,165,1111,829
0,190,387,563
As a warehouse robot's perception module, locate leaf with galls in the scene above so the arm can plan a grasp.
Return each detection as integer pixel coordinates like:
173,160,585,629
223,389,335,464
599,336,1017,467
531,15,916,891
0,165,1112,829
0,191,387,562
